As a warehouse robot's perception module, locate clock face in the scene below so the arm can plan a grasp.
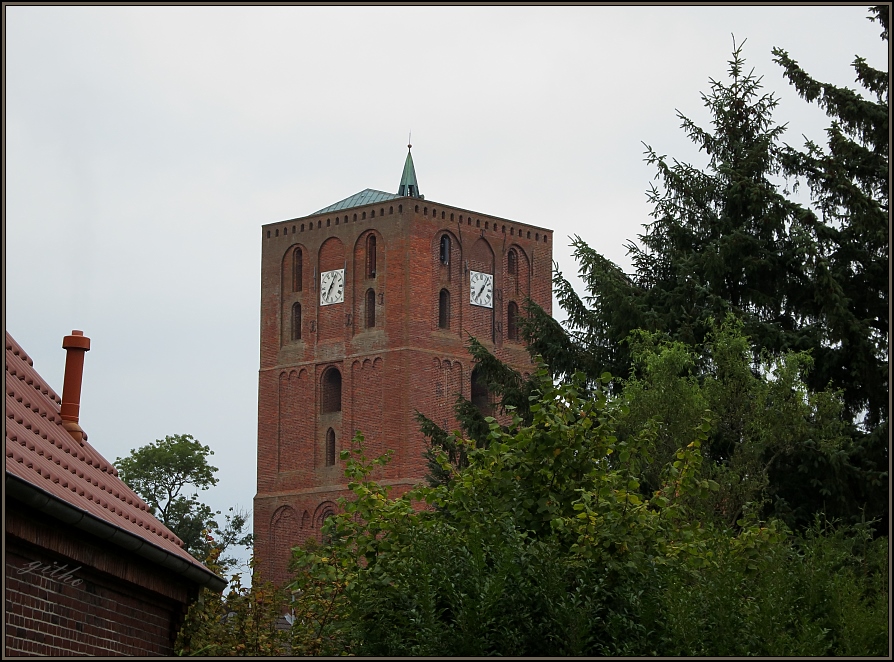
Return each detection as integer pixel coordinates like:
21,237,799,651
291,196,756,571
320,269,345,306
469,270,493,308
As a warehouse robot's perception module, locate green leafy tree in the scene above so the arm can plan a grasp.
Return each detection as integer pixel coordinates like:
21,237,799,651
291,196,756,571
286,361,888,656
619,317,853,530
115,434,252,570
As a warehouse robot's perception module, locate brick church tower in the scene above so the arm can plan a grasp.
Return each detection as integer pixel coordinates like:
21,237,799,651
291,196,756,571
254,148,553,584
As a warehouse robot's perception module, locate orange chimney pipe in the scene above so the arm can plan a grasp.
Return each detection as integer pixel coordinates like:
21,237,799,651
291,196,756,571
61,330,90,443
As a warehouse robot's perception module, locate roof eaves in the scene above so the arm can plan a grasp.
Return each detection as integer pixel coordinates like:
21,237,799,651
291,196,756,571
5,473,227,592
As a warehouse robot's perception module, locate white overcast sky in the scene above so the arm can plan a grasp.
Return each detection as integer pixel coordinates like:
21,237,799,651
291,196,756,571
5,5,887,561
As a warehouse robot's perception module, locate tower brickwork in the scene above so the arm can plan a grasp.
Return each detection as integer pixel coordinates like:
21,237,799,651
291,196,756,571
254,156,553,585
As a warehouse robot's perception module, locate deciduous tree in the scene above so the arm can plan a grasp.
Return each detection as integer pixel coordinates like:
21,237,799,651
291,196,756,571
115,434,252,571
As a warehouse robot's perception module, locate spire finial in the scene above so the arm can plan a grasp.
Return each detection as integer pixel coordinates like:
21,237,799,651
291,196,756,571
397,136,421,199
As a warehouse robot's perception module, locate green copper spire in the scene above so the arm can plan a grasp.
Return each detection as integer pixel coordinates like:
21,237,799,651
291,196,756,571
397,142,423,199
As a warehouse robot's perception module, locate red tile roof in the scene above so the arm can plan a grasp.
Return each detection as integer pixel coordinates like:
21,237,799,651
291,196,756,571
5,331,214,578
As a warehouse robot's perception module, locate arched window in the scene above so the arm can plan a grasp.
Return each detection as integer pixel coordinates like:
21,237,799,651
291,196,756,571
471,366,491,415
507,301,519,341
322,368,342,413
507,248,517,277
439,235,450,265
438,289,450,329
367,234,377,277
325,428,336,466
293,248,303,291
366,289,376,328
292,303,302,341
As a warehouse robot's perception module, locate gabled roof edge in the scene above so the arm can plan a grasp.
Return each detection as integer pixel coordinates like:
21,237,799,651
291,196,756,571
6,473,227,593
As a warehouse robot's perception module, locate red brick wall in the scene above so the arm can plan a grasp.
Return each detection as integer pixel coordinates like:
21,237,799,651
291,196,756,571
255,200,553,586
5,506,195,657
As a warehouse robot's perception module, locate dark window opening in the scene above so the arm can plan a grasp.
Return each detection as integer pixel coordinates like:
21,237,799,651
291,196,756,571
471,366,491,415
507,301,519,341
439,289,450,329
322,368,342,413
294,248,303,291
439,235,450,265
507,249,517,277
367,235,377,277
292,303,302,340
326,429,336,466
366,288,376,328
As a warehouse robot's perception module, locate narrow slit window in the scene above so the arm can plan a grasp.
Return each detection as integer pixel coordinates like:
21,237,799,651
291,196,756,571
440,235,451,265
294,248,303,291
292,303,302,340
507,301,519,341
366,289,376,328
367,235,377,277
439,289,450,329
326,428,336,466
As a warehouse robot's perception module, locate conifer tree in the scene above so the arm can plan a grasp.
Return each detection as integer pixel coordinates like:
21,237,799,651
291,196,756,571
422,16,888,530
769,5,889,530
771,6,888,432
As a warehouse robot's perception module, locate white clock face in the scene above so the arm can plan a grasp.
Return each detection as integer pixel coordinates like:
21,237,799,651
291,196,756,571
320,269,345,306
469,270,493,308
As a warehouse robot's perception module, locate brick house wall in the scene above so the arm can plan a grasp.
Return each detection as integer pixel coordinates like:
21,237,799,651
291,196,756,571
5,502,197,656
255,199,553,585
